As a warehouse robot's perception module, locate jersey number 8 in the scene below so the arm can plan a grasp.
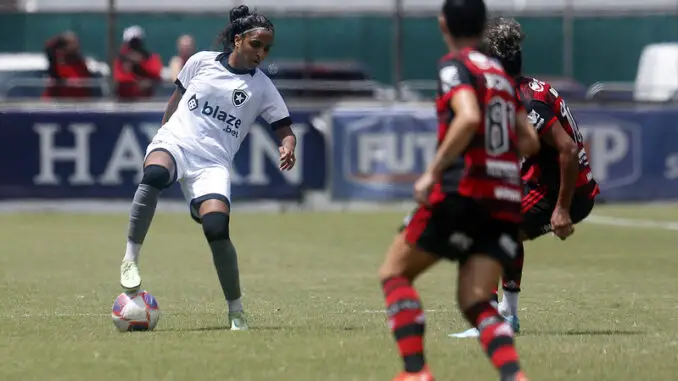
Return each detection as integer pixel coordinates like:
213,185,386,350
486,97,515,156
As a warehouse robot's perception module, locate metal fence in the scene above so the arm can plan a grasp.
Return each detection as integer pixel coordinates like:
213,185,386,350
3,1,678,102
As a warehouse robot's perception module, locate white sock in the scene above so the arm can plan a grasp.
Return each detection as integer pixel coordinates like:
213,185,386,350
228,298,243,313
500,290,520,316
123,241,141,262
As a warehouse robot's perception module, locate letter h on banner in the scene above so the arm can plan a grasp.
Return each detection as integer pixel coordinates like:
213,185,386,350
33,123,95,185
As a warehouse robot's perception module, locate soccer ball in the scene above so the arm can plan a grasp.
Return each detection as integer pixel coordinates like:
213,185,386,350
111,290,160,332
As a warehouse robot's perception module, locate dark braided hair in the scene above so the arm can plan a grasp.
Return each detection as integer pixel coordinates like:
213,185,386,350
479,17,525,77
219,5,274,53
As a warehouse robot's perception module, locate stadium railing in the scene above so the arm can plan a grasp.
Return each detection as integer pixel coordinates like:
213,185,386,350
0,77,425,102
0,77,111,99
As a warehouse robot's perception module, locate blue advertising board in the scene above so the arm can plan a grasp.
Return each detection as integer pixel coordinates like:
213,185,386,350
329,105,678,202
3,103,678,203
575,107,678,201
0,109,327,201
329,106,437,201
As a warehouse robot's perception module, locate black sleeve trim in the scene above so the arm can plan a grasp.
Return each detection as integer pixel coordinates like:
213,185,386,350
174,78,186,94
270,116,292,130
529,100,557,122
452,59,476,87
438,59,477,95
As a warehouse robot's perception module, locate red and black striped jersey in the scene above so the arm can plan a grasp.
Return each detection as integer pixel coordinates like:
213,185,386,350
516,77,599,198
434,48,523,223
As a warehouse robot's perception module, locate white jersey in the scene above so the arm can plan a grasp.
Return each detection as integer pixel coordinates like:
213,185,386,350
161,51,290,166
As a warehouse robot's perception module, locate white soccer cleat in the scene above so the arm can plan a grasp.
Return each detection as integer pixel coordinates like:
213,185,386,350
228,311,249,331
120,260,142,291
448,327,480,338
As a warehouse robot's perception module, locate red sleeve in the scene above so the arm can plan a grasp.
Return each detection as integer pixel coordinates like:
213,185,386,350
113,58,137,83
139,54,163,80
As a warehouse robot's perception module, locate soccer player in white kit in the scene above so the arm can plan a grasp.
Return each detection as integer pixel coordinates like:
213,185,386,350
119,5,296,331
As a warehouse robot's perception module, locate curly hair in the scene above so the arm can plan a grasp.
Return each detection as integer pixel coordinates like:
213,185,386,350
480,17,525,76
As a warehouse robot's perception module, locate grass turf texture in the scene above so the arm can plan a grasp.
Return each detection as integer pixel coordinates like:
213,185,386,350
1,204,677,380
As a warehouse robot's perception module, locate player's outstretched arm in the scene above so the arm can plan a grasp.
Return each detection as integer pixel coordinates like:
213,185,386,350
543,121,578,211
161,87,182,126
515,109,540,157
274,125,297,171
427,88,481,176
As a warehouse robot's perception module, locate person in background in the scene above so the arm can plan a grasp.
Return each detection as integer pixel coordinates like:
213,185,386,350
114,26,163,100
43,31,94,99
169,34,196,81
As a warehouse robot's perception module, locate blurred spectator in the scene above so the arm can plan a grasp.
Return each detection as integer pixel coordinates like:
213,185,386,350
168,34,196,81
114,26,163,100
43,31,94,99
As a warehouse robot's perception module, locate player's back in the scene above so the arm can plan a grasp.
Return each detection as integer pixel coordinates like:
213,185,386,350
435,48,523,222
516,77,598,195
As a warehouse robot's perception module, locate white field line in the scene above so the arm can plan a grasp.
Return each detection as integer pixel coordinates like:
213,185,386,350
586,214,678,231
361,309,442,314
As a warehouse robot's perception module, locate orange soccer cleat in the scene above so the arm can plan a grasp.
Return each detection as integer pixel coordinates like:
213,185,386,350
511,371,530,381
391,366,434,381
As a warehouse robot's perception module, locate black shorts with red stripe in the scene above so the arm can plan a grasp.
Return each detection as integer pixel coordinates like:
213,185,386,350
401,193,520,269
521,182,597,240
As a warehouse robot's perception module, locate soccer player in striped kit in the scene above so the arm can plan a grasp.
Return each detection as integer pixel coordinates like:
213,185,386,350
451,17,599,339
377,1,540,380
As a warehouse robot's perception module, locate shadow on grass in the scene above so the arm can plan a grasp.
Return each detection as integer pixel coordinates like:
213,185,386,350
522,329,646,336
158,325,360,333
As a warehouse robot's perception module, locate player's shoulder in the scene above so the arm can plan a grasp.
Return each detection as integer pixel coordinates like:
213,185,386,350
186,51,221,66
519,76,550,92
248,67,277,94
519,76,561,104
254,67,274,83
439,49,503,72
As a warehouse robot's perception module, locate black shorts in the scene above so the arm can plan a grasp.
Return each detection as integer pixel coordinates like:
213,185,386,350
521,184,596,240
401,193,521,269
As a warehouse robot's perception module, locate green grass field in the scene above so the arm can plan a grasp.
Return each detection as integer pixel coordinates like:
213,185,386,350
1,203,677,381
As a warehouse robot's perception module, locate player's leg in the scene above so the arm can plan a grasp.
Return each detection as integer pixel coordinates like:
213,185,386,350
185,165,246,330
378,208,441,380
121,149,177,291
196,197,246,330
498,187,550,328
499,238,525,333
450,193,541,340
457,227,528,381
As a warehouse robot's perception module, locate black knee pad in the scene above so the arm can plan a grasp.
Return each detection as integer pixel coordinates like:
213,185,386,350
141,165,172,189
202,212,230,242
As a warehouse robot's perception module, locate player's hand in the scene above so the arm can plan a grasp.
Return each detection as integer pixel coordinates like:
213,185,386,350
551,206,574,240
278,146,296,171
414,171,436,206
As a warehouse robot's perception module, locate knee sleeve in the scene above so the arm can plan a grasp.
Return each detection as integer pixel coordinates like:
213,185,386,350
202,212,230,242
141,164,172,189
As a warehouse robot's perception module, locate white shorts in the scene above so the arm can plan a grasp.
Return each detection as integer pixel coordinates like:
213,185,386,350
145,130,231,222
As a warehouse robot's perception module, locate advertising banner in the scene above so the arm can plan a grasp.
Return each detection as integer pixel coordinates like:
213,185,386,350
329,105,678,202
0,109,327,201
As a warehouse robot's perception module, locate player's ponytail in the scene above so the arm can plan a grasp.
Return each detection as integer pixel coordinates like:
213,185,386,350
219,5,274,53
